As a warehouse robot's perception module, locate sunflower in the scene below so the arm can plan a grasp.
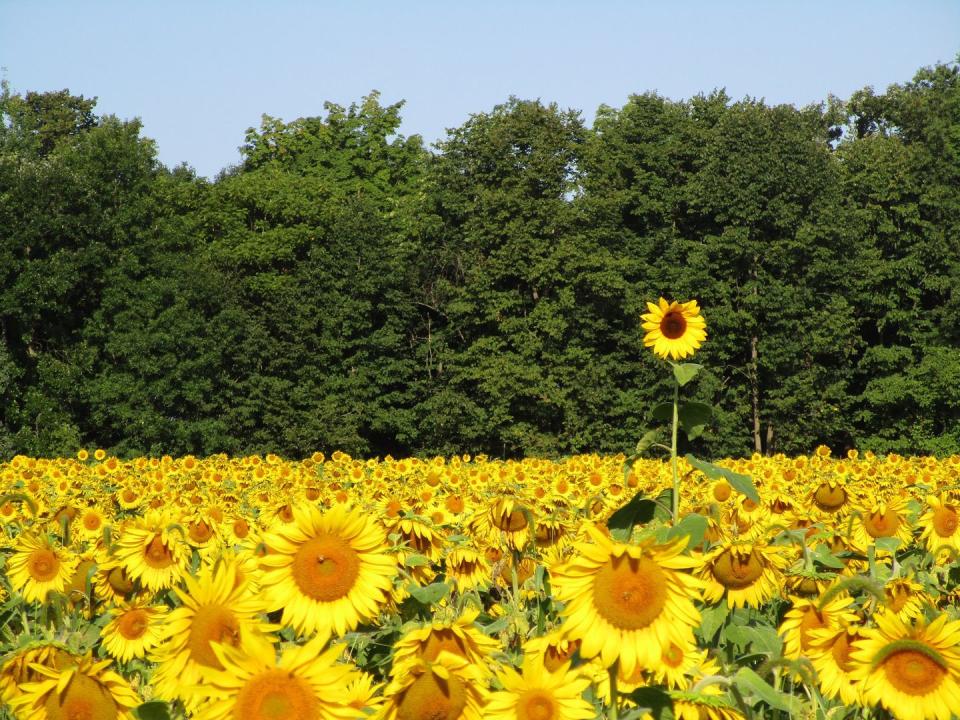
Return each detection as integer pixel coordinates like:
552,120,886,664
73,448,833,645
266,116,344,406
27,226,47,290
149,561,277,705
91,551,138,604
9,654,140,720
884,576,933,622
259,503,397,638
100,600,169,662
391,608,500,674
523,628,584,673
551,524,703,679
190,635,357,720
807,624,866,706
851,612,960,720
641,298,707,360
445,546,491,593
919,493,960,556
485,656,594,720
6,534,78,603
376,651,487,720
851,497,913,552
0,643,75,706
779,593,858,661
698,541,788,609
342,671,385,716
671,688,745,720
76,505,108,542
114,510,191,591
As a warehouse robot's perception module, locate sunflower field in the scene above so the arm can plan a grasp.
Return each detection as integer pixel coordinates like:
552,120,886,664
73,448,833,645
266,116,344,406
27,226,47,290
2,446,960,720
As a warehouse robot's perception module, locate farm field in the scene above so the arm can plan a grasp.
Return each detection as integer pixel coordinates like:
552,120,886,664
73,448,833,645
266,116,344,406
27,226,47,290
2,449,959,720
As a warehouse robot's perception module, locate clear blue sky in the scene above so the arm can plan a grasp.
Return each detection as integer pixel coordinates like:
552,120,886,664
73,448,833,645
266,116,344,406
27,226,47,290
2,1,957,179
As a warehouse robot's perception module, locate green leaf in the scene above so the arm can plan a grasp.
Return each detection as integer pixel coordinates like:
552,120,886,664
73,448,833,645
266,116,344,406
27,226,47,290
678,401,712,440
650,402,673,422
697,602,729,644
134,703,171,720
724,625,782,656
483,616,510,635
667,513,708,548
733,667,802,714
406,582,449,606
608,493,657,542
635,429,661,454
403,554,431,567
628,687,675,719
685,455,759,502
672,363,702,386
875,537,901,554
812,544,846,569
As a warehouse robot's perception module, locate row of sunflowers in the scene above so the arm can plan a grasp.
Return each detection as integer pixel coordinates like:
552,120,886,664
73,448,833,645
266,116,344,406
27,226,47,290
2,447,960,720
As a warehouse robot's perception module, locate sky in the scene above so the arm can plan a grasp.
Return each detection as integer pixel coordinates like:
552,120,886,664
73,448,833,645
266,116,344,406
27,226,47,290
2,1,957,179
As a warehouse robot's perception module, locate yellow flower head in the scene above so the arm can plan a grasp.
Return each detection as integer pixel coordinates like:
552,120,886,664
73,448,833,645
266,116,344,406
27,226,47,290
641,298,707,360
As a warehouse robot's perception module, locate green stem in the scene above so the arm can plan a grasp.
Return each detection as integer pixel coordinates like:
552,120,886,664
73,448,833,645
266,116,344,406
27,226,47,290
608,663,619,720
671,379,680,525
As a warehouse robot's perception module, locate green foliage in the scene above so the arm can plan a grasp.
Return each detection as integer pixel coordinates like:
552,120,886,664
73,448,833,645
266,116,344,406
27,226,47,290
0,58,958,458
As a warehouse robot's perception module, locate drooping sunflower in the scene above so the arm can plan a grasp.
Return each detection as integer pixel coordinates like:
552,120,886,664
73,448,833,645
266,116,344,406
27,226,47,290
0,643,75,706
806,624,866,706
113,510,191,591
391,607,500,675
919,493,960,556
6,534,78,604
100,600,169,663
444,546,491,593
851,497,913,552
698,541,788,609
149,561,277,705
641,298,707,360
9,654,141,720
670,687,745,720
376,651,488,720
851,611,960,720
190,635,358,720
258,503,397,638
523,628,584,673
779,593,859,661
551,524,703,679
884,576,933,622
485,657,595,720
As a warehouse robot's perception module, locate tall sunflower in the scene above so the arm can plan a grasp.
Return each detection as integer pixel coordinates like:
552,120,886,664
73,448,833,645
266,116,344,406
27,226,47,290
851,612,960,720
6,535,78,603
190,635,358,720
258,503,397,638
550,524,703,679
485,657,595,720
641,298,707,360
391,608,500,675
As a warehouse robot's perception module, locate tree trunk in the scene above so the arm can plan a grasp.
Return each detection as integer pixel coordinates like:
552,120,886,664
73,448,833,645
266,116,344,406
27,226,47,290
751,335,762,454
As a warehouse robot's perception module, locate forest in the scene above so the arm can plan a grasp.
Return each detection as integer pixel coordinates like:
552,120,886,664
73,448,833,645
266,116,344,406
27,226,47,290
0,58,957,460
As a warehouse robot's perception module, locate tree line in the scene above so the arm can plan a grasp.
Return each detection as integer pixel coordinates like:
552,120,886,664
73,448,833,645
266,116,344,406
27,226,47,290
0,58,957,460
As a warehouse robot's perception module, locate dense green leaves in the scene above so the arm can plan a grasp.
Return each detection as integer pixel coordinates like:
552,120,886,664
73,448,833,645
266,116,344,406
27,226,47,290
1,59,958,458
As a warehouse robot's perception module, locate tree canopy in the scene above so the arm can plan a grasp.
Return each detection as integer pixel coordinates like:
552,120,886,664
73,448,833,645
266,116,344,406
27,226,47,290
1,59,958,460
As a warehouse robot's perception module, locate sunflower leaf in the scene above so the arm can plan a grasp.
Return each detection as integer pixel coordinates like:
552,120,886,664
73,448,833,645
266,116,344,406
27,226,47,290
403,554,431,567
678,402,712,440
685,455,759,502
134,703,171,720
650,402,673,422
667,512,708,548
407,582,449,606
628,687,675,719
672,363,702,386
607,493,658,542
697,602,729,644
635,429,661,454
733,667,802,714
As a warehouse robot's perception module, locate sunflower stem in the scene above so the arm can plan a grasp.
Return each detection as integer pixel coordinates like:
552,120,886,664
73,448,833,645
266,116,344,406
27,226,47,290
671,379,680,525
607,663,619,720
